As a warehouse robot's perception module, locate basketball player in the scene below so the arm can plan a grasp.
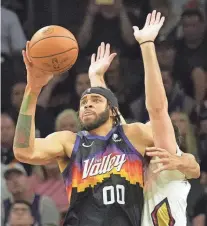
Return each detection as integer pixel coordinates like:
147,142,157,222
13,11,199,226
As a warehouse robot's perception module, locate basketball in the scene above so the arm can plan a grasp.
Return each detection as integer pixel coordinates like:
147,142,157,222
29,25,79,74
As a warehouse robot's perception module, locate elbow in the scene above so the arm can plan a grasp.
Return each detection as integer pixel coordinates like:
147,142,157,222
147,105,168,118
146,98,168,114
187,164,200,180
13,148,23,161
13,147,33,163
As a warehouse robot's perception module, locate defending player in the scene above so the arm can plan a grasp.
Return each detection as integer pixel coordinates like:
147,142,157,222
132,11,195,226
89,11,200,226
13,11,199,226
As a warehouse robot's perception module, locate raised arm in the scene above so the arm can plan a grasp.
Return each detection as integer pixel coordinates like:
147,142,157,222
88,42,127,125
13,41,70,165
133,11,177,154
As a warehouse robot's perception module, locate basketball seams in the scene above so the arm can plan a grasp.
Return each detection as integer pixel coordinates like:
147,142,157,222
31,49,78,73
30,35,77,49
30,47,78,58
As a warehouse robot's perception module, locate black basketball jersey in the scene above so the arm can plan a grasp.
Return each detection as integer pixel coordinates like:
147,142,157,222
62,125,144,226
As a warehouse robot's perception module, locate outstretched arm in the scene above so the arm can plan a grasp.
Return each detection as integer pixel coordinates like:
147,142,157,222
133,10,176,154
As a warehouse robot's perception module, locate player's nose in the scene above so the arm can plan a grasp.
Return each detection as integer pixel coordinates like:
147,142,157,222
84,103,93,109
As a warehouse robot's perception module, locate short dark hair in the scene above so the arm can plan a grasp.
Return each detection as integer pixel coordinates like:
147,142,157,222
11,200,32,213
181,9,204,22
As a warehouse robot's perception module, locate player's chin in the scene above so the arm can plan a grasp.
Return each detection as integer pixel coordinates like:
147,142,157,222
82,114,96,122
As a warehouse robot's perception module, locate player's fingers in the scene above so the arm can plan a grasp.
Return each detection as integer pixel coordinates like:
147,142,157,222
100,42,105,58
159,16,165,27
96,46,101,60
144,13,151,27
104,43,110,58
26,41,32,63
150,10,156,24
108,53,117,64
150,158,169,165
91,53,96,64
155,12,161,24
22,50,30,67
146,151,169,158
146,147,166,152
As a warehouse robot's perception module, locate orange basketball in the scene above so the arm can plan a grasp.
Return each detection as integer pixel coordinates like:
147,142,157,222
29,25,79,74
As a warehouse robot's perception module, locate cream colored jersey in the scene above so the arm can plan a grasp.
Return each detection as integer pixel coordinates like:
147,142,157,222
142,147,191,226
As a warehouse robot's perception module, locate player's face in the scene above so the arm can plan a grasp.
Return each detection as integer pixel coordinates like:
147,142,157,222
9,203,34,225
79,94,110,131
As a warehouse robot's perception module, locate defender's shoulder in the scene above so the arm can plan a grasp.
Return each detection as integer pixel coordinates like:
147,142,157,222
123,122,151,133
122,123,153,143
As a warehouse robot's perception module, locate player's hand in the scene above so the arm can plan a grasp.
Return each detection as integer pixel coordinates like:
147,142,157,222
146,147,181,173
23,41,53,92
133,10,165,44
89,42,117,78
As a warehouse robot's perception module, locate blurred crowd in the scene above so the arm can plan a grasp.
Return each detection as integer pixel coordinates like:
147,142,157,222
1,0,207,225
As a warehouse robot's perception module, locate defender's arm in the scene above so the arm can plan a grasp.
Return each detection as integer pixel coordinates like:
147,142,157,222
133,11,176,154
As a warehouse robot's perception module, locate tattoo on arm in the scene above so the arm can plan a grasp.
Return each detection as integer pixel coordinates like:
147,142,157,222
14,94,33,148
14,114,32,148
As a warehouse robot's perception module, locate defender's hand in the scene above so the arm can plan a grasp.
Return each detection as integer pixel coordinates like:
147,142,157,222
146,147,181,173
23,41,53,92
133,10,165,44
89,42,117,78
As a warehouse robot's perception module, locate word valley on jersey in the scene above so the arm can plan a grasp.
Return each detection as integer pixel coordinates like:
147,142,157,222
82,154,127,179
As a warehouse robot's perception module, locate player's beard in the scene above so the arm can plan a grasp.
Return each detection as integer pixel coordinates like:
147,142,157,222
80,106,110,131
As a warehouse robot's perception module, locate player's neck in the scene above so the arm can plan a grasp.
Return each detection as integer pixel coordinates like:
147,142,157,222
89,121,113,137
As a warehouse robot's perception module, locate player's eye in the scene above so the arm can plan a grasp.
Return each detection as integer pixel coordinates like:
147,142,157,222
93,99,100,103
81,100,87,106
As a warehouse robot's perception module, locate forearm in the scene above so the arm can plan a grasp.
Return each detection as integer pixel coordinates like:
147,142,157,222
13,85,40,159
177,153,200,179
120,10,136,45
89,74,107,88
141,42,168,112
141,42,177,153
77,13,94,49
